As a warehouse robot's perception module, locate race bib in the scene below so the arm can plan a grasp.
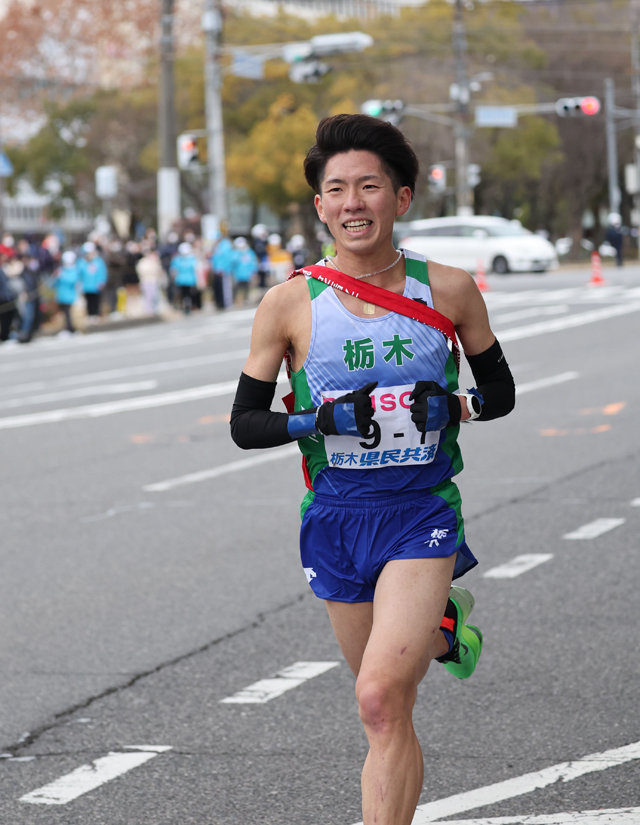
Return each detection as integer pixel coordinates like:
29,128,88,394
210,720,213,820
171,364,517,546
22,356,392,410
321,383,439,470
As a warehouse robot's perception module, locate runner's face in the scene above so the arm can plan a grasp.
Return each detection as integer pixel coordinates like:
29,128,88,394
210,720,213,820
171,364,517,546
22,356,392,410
314,150,411,258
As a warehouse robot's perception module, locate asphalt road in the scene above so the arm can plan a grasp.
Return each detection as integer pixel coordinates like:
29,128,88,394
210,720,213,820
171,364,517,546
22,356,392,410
1,262,639,824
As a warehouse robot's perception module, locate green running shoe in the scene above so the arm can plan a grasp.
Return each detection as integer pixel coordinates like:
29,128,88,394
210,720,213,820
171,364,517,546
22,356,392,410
437,586,483,680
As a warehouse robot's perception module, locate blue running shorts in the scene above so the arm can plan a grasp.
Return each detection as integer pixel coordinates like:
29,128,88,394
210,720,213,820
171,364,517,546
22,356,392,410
299,485,478,602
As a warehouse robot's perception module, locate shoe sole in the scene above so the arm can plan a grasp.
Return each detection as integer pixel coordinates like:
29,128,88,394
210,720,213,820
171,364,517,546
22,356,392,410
449,585,474,625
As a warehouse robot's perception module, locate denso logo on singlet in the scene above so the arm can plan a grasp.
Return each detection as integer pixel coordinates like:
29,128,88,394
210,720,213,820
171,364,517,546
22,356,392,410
322,389,413,412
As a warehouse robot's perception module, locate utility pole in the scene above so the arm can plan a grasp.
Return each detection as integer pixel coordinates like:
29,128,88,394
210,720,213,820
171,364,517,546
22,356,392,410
604,78,621,215
157,0,180,240
631,4,640,245
452,0,472,216
203,0,227,229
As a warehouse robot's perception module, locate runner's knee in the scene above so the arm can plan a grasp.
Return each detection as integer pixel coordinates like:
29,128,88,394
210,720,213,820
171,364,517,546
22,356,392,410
356,672,416,734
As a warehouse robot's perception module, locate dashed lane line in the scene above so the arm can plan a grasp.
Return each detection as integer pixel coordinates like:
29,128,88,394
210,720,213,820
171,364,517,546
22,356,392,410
483,553,553,579
563,517,626,540
19,746,172,806
220,661,340,704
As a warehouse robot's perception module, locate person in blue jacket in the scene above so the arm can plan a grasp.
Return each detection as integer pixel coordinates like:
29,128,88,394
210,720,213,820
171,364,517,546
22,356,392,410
170,242,198,314
78,241,107,323
52,250,81,333
230,236,259,306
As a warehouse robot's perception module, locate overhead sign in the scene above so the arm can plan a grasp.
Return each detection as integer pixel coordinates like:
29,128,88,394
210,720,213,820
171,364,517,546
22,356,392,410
475,105,518,128
95,165,118,199
0,152,14,178
231,51,265,80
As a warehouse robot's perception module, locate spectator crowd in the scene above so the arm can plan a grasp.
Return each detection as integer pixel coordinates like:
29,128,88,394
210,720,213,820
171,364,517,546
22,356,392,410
0,224,318,345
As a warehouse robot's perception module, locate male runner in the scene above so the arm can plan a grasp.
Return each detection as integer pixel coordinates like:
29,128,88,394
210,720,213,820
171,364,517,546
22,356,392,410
230,113,515,825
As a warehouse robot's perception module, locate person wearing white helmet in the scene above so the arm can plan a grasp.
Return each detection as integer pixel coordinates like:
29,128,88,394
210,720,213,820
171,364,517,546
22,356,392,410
169,241,198,314
267,232,293,283
287,233,309,269
78,240,107,323
52,250,81,334
605,213,624,266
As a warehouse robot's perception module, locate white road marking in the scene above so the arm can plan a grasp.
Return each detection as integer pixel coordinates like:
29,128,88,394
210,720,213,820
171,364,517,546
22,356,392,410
55,350,248,387
0,382,238,430
0,380,158,410
498,301,640,343
0,326,250,375
631,498,640,507
483,553,553,579
1,350,249,397
221,661,340,704
423,809,640,823
563,518,626,540
514,372,579,395
19,745,172,806
144,442,300,492
349,740,640,824
0,372,289,431
493,305,568,324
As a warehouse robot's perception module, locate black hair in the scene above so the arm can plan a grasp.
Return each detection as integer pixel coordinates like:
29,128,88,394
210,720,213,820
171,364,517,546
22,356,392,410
303,113,419,198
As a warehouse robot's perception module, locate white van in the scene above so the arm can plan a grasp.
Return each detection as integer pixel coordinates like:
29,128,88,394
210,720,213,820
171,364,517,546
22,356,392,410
397,216,558,274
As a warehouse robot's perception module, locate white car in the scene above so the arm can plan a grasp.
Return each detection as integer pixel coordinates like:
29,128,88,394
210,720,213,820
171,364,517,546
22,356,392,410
396,216,558,274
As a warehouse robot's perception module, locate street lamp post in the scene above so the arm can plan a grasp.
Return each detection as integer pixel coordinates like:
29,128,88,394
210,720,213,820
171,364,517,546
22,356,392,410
452,0,472,216
157,0,180,240
203,0,227,229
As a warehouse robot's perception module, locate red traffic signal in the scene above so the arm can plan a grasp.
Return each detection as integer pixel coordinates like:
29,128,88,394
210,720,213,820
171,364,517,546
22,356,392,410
177,133,200,169
555,96,601,117
580,96,601,116
428,164,446,193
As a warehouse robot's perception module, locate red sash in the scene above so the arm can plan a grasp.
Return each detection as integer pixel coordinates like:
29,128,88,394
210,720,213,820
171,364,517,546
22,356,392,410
289,264,460,371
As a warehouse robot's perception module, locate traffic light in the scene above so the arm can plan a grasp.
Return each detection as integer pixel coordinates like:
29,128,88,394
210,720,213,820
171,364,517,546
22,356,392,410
177,134,200,169
467,163,481,188
361,99,405,125
555,96,601,117
428,164,446,193
289,60,331,83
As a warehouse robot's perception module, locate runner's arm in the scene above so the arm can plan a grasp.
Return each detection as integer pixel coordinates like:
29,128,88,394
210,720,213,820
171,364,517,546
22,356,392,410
230,285,300,449
419,265,515,423
229,285,376,448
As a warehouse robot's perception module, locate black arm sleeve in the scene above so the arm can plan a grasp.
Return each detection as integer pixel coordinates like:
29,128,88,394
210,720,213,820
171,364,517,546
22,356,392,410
230,372,294,449
466,338,515,421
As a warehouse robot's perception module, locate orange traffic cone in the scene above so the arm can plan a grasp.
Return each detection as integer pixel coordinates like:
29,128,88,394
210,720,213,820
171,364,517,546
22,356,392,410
589,251,604,286
475,259,489,292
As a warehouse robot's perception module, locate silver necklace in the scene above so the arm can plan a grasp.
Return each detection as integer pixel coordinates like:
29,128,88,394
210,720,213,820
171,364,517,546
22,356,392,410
325,248,404,280
324,249,404,315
